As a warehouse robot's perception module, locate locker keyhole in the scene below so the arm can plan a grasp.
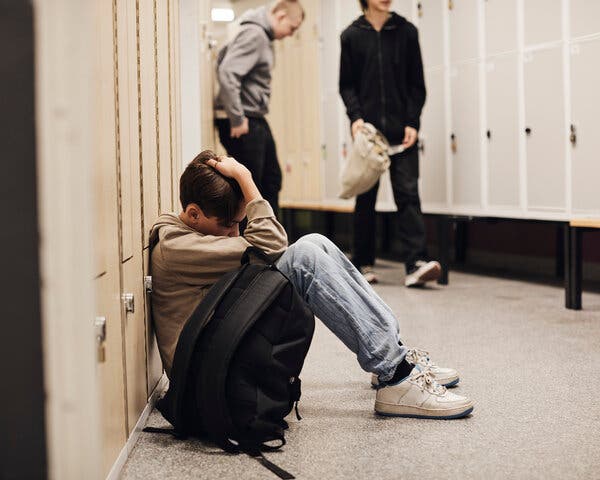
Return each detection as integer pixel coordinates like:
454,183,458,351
525,127,532,136
418,2,423,17
486,130,491,140
450,133,457,153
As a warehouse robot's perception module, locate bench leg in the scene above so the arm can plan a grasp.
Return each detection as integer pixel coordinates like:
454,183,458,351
565,226,582,310
437,216,449,285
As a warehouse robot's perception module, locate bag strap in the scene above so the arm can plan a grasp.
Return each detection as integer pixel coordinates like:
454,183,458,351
167,267,246,434
198,268,288,448
241,246,273,265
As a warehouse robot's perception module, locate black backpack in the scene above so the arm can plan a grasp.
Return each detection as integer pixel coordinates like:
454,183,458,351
147,247,315,479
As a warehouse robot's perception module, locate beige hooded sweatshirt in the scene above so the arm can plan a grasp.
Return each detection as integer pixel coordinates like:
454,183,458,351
148,198,288,376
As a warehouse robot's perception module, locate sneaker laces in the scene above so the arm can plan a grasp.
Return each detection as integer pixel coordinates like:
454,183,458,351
406,348,437,369
409,367,446,395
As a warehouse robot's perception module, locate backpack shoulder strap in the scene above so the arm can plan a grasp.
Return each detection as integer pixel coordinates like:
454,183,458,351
198,267,288,448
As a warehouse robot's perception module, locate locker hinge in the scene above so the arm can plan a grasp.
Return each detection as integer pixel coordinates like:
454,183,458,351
570,124,577,147
448,0,454,11
144,275,153,293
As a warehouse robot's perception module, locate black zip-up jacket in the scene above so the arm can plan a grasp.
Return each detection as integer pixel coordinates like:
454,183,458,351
339,12,426,144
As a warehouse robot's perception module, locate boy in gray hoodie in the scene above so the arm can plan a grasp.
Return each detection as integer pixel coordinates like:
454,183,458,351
215,0,304,216
149,151,474,419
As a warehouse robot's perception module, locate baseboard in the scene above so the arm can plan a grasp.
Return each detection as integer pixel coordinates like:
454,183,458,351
106,373,169,480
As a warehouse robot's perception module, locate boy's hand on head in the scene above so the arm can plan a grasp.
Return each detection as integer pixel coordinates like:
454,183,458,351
208,156,251,180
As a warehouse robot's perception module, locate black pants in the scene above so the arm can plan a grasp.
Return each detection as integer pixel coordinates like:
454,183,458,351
216,117,282,216
353,144,427,273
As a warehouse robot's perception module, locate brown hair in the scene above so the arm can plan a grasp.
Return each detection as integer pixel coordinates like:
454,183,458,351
179,150,243,225
358,0,367,11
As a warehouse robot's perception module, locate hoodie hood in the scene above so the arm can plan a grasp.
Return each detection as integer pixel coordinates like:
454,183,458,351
149,213,189,250
351,11,407,31
239,6,274,40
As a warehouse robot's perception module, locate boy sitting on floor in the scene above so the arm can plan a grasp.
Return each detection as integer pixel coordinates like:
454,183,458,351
149,150,474,419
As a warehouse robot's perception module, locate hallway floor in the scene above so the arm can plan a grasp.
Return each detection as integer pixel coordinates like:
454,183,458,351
122,260,600,480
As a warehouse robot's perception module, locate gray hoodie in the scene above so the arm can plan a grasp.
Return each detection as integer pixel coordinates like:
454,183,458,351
215,6,275,127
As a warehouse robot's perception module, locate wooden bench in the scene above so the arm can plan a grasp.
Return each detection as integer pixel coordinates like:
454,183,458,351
565,218,600,310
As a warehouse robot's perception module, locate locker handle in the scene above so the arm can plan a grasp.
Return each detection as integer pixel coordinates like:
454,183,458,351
525,127,532,136
95,316,107,363
418,139,425,154
570,124,577,147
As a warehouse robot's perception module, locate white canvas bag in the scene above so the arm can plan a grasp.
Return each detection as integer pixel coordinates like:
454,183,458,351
339,123,392,199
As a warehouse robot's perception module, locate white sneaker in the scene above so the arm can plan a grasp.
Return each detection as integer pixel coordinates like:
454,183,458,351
374,367,474,419
371,348,459,388
360,266,378,284
404,260,441,287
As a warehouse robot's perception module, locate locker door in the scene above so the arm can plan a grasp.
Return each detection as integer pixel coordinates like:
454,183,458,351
117,0,149,434
524,0,562,46
157,0,173,214
449,0,479,64
570,0,600,39
139,0,159,248
170,0,182,210
419,0,445,69
94,1,127,474
485,0,518,56
393,0,414,19
486,53,520,208
199,0,215,149
420,67,447,206
570,38,600,213
450,61,481,207
524,47,565,210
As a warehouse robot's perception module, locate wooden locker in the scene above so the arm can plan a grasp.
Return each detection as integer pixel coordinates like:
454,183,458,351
94,0,127,473
449,0,479,64
524,47,565,210
116,0,150,433
524,0,562,46
419,0,445,69
139,0,159,248
570,0,600,39
486,53,520,208
570,38,600,214
420,67,447,206
157,0,174,213
450,61,481,207
484,0,518,56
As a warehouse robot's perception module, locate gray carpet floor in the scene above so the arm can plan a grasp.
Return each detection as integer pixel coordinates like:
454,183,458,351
121,260,600,480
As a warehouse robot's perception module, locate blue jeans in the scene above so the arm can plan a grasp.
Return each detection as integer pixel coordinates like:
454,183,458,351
276,234,407,381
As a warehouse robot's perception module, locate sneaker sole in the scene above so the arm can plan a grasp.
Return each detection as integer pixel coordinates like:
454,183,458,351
374,402,474,419
375,405,474,420
405,263,442,287
371,376,460,389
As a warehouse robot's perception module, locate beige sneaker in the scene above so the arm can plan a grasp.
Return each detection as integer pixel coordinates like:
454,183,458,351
374,367,474,419
405,260,441,287
371,348,459,388
360,266,378,284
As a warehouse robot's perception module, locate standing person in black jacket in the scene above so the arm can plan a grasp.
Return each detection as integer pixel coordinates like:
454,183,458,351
339,0,441,287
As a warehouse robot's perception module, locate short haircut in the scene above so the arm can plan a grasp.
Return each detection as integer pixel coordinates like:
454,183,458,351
358,0,367,11
179,150,243,225
271,0,305,21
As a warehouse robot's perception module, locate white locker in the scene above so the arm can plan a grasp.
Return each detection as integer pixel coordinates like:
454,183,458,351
450,61,481,207
393,0,414,19
524,47,565,210
420,67,447,206
523,0,562,46
449,0,479,64
419,0,445,69
486,53,520,208
570,38,600,213
484,0,518,56
570,0,600,39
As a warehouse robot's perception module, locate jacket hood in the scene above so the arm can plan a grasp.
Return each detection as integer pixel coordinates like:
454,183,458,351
149,213,186,249
351,11,407,30
239,6,274,40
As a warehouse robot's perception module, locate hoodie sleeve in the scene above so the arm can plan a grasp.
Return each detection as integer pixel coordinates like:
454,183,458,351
339,31,363,124
217,27,267,127
158,199,288,286
405,24,426,131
